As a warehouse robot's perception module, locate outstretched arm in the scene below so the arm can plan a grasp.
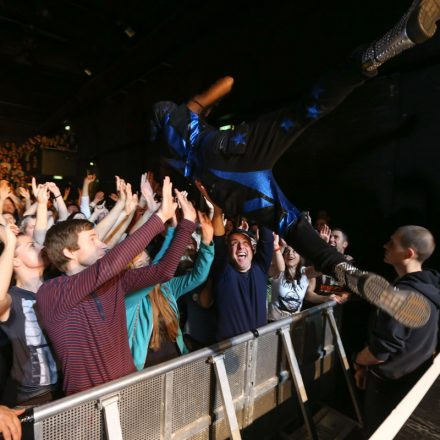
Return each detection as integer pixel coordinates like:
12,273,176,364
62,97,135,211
0,224,16,322
95,176,125,240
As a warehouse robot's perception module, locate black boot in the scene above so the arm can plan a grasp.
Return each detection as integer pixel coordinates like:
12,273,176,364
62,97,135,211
361,0,440,73
334,262,431,328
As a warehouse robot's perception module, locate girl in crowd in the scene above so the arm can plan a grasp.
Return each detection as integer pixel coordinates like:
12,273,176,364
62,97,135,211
125,211,214,369
269,235,343,320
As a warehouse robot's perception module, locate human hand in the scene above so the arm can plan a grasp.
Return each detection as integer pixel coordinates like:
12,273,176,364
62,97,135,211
115,176,127,203
63,186,71,200
239,218,249,231
140,173,160,213
198,211,214,245
353,367,367,390
0,405,24,440
110,193,119,202
46,182,61,198
84,173,96,185
36,183,50,204
319,224,331,243
17,187,30,199
156,177,177,223
273,233,280,247
124,183,138,215
0,223,17,246
0,180,12,201
175,189,197,222
93,191,105,204
195,179,218,208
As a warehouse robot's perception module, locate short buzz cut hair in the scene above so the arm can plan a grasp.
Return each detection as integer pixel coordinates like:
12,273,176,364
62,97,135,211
395,225,435,263
43,219,94,272
332,227,349,243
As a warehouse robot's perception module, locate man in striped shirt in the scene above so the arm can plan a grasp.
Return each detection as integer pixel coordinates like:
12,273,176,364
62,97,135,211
37,177,197,395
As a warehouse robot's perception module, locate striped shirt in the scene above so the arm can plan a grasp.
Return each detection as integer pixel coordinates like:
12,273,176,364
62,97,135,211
37,215,195,395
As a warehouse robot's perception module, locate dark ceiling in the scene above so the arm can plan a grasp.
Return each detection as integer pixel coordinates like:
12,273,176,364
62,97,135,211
1,0,440,142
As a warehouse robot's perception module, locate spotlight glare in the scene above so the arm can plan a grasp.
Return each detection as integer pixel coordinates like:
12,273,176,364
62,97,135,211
84,68,92,76
53,175,63,180
219,124,232,131
89,162,94,166
64,125,71,131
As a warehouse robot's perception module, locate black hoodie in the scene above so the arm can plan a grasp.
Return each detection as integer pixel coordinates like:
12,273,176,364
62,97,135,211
369,269,440,380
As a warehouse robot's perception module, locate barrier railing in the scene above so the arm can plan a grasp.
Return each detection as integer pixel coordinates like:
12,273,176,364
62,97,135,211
31,301,360,439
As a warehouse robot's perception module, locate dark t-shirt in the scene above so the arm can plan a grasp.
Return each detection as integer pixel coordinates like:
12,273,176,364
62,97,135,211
212,227,273,341
0,286,58,402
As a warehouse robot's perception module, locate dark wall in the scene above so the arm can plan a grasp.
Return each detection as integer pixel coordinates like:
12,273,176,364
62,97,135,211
70,1,440,276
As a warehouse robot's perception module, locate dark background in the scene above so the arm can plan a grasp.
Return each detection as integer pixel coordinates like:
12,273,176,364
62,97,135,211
1,0,439,276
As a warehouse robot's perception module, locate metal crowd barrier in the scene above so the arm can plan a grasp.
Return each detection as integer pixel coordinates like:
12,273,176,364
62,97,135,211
31,301,361,440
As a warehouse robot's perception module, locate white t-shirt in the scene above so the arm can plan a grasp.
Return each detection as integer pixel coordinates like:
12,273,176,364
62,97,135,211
269,268,309,320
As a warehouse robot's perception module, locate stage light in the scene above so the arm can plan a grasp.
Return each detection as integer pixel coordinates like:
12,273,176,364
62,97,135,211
219,124,233,131
53,175,63,180
84,68,92,76
64,125,70,131
89,162,94,166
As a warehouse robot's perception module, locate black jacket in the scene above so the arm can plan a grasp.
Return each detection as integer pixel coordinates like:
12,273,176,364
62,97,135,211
369,269,440,380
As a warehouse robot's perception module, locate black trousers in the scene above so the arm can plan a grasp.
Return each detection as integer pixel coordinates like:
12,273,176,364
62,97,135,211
363,360,432,437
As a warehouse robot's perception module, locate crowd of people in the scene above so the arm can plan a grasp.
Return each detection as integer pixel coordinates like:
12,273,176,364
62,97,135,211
0,169,438,439
1,1,440,438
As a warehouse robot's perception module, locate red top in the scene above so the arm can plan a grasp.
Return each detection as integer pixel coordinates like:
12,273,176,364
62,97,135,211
37,215,195,395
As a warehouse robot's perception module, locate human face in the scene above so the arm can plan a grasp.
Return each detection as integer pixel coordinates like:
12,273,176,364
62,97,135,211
329,230,348,254
383,233,408,265
15,235,44,269
2,213,16,225
71,229,107,268
283,246,300,268
229,233,253,272
2,198,15,214
24,218,36,237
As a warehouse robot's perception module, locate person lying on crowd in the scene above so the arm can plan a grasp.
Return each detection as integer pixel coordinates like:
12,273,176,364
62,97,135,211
268,234,343,320
0,405,24,440
0,220,59,406
36,177,197,395
151,0,440,328
126,210,214,370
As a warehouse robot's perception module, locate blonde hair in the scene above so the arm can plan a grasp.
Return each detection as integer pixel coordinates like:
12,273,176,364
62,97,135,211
149,284,178,351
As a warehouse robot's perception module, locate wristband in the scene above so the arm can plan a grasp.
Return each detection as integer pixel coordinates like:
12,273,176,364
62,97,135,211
55,194,62,199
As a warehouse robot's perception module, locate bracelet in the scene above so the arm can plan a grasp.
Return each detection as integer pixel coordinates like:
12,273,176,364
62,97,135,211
55,194,62,199
274,246,281,252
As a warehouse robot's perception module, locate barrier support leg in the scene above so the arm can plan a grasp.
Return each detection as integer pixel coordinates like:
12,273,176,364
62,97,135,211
324,307,363,426
279,326,319,440
98,394,123,440
209,354,242,440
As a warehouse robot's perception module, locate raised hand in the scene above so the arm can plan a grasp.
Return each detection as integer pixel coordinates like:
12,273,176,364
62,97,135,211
93,191,105,204
198,211,214,245
124,183,138,215
140,172,160,213
63,186,71,200
17,186,30,200
0,180,11,201
46,182,62,198
319,224,331,243
156,177,177,223
36,183,50,204
84,173,96,185
175,189,197,222
0,223,17,245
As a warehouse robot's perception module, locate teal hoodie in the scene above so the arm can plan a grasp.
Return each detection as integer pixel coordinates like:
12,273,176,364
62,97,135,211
125,227,214,370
